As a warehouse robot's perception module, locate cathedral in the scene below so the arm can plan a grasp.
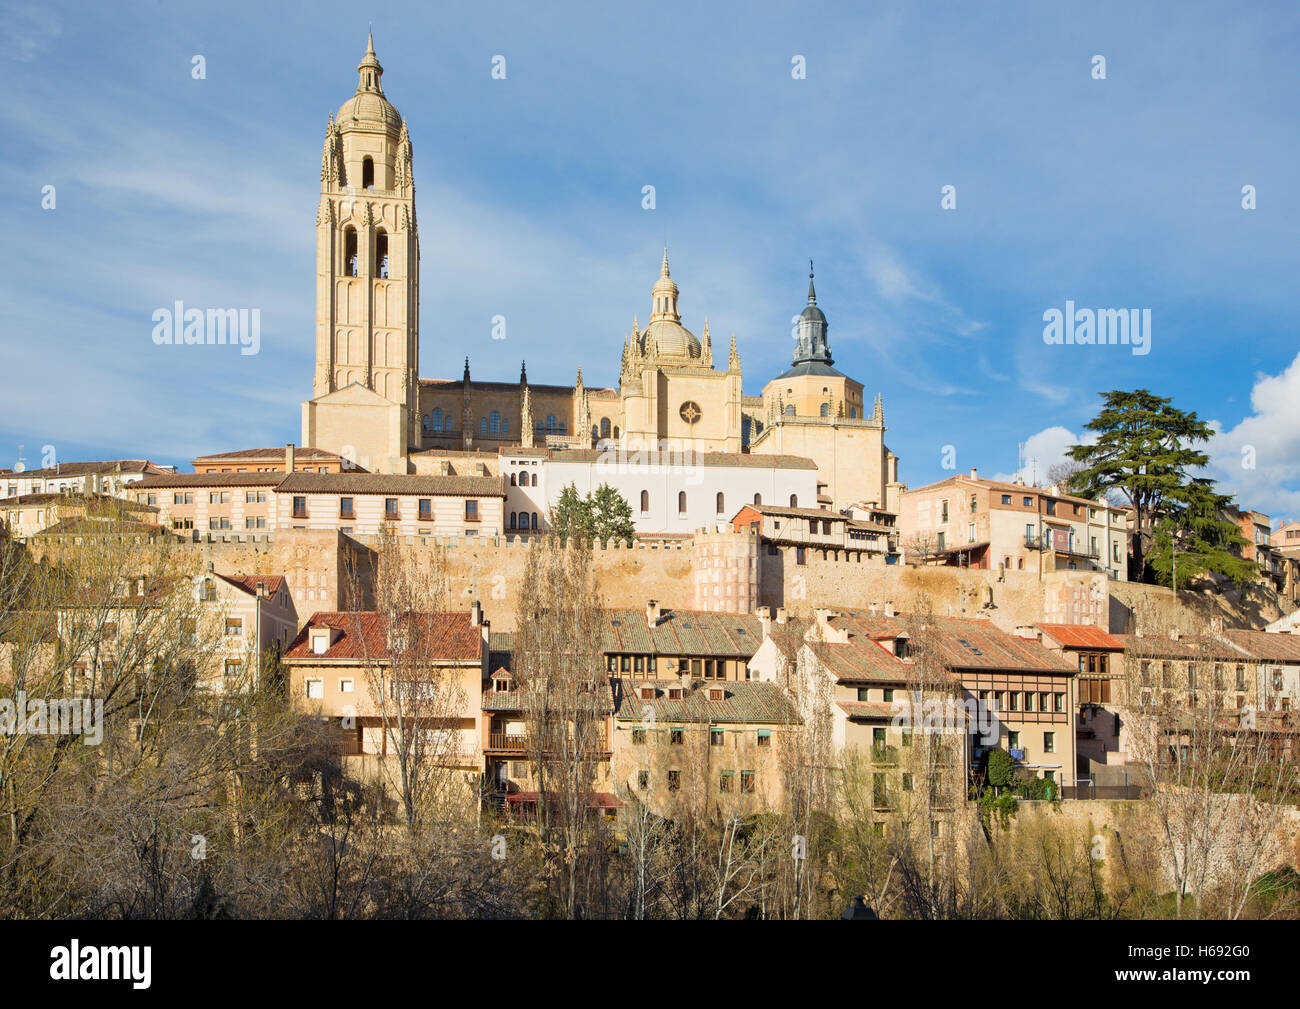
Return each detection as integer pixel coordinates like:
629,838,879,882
301,37,902,514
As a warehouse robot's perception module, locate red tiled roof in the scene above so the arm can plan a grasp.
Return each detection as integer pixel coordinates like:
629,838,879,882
828,614,1076,674
193,447,343,462
284,611,482,662
215,573,287,597
1037,624,1125,651
276,472,505,496
1224,629,1300,662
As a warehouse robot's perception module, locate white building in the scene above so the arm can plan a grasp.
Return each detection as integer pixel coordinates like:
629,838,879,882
499,447,819,537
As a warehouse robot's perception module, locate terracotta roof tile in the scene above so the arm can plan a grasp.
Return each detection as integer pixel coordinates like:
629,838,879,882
1037,624,1125,651
284,611,482,662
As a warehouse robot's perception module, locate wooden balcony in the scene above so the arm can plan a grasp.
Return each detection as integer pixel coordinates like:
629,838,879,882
488,732,531,751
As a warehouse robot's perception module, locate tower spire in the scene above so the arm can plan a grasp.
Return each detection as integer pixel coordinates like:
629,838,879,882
808,259,817,304
357,31,384,95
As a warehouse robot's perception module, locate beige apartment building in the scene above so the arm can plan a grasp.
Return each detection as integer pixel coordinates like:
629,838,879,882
752,609,1079,797
192,444,349,474
275,472,504,536
609,676,800,818
132,470,505,538
134,473,281,536
0,459,171,501
0,493,158,540
900,471,1128,580
282,606,489,780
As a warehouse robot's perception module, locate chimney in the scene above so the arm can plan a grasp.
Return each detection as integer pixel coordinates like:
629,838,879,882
969,467,977,479
868,602,879,616
136,575,146,597
883,600,895,618
285,443,296,474
756,606,772,637
207,560,214,573
775,606,787,625
646,599,661,628
256,580,267,599
470,599,483,627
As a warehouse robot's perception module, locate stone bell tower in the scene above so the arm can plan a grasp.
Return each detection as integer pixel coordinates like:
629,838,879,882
306,34,420,466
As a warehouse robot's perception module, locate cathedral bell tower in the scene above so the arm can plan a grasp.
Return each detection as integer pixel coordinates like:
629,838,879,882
307,34,421,465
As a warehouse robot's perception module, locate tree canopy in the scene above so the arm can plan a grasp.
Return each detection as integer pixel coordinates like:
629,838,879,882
549,483,636,545
1067,390,1216,580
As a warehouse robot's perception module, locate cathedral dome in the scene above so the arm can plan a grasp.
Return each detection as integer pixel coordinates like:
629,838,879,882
641,318,701,359
641,249,700,359
337,34,402,136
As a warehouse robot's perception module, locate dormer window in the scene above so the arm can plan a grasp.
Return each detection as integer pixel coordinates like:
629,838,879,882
708,688,724,701
310,629,331,655
668,688,682,700
640,687,655,700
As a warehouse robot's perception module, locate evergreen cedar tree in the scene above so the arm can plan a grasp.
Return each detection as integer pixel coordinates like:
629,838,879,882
1066,389,1251,586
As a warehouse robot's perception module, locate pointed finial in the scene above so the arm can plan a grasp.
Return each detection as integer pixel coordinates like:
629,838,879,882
807,259,817,304
661,247,670,277
463,356,471,381
520,360,528,384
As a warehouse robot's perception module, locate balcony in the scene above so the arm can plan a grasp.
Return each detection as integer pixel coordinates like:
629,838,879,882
488,732,532,751
1024,533,1046,551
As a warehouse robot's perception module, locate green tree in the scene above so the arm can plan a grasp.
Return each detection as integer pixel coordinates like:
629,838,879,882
986,748,1015,792
1146,478,1254,589
1067,390,1216,581
589,483,636,545
550,483,594,543
550,483,635,545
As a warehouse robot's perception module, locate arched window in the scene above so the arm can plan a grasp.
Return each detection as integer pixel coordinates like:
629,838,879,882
545,414,557,434
502,418,509,435
600,417,611,439
613,426,620,439
850,407,857,418
480,417,488,435
510,473,517,486
375,231,389,278
531,473,538,487
489,411,501,434
592,425,599,442
677,491,687,514
640,490,649,512
531,512,539,529
509,512,516,530
820,403,830,417
784,405,795,416
716,492,725,514
422,415,431,433
754,493,762,505
362,156,375,189
344,227,358,277
431,407,444,431
790,494,798,507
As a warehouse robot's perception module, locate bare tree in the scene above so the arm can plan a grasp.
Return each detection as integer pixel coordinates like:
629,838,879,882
513,533,613,919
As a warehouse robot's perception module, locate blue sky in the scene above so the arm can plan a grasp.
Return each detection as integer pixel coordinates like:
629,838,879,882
2,1,1299,520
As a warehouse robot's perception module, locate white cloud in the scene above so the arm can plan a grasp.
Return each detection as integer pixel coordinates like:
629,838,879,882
1206,351,1300,520
991,425,1095,486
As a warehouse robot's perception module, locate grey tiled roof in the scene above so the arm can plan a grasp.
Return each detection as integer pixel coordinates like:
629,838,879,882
602,608,765,657
611,678,800,725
